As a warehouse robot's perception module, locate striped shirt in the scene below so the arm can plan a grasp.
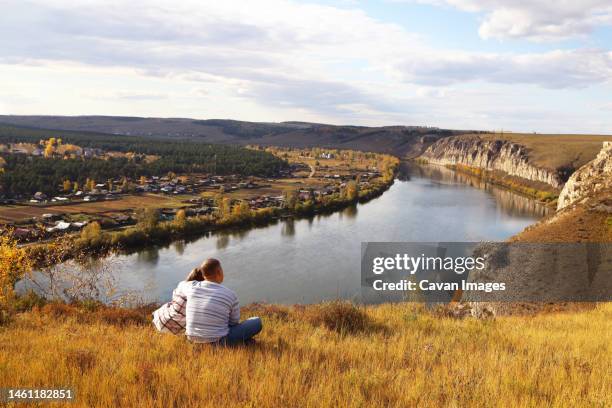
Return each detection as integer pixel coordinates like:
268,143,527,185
152,287,187,334
177,280,240,343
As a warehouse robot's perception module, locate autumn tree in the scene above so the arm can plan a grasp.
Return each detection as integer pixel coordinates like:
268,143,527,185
215,195,232,220
62,180,72,193
80,221,102,243
174,209,187,229
344,180,359,201
283,190,298,210
231,201,252,221
0,234,32,321
136,208,160,232
43,143,55,158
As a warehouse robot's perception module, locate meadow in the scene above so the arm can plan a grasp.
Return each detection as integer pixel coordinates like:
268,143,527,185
1,301,610,407
473,133,612,171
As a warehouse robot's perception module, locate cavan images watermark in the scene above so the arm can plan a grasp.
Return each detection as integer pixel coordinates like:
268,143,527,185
361,242,612,303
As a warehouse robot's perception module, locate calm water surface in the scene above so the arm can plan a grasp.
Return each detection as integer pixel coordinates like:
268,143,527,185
28,164,551,304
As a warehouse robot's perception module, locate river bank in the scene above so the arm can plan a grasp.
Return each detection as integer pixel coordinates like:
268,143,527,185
24,169,397,269
439,163,558,205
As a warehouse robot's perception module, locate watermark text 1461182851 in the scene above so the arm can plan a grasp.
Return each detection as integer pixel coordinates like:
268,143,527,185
0,388,75,402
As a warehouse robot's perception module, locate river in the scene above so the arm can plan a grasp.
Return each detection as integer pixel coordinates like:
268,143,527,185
23,164,551,304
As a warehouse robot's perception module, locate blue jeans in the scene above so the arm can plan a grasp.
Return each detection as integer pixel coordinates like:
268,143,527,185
218,317,262,346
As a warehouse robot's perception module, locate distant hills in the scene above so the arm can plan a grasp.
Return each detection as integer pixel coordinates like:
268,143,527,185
0,115,469,158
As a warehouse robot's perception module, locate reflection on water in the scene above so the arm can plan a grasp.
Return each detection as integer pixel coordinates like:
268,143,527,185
281,218,296,237
25,163,550,305
406,163,552,218
173,240,186,256
342,204,358,219
136,248,160,267
216,234,230,250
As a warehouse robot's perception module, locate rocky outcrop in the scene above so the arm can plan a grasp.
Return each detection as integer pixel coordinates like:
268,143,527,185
420,137,564,189
557,142,612,210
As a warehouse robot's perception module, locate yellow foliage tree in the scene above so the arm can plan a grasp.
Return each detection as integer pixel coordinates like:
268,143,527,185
44,143,55,158
215,195,232,220
283,190,298,210
0,234,32,315
63,180,72,192
344,180,359,201
80,222,102,242
136,208,159,232
174,209,187,229
231,201,252,221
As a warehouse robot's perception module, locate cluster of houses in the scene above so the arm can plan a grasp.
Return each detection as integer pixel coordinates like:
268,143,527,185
1,156,385,242
0,142,104,158
135,175,262,195
0,214,89,242
41,214,88,233
321,170,380,181
29,189,120,204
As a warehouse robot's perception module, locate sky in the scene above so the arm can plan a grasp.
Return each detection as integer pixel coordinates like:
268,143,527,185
1,0,612,133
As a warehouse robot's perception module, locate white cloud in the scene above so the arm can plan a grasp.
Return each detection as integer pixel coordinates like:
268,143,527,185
415,0,612,41
395,49,612,88
0,0,612,132
0,0,420,119
82,90,169,101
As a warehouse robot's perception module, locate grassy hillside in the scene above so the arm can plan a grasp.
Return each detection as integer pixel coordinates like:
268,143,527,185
0,116,464,157
470,133,612,171
1,301,610,407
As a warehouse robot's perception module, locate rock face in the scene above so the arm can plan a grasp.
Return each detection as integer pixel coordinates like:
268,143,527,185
557,142,612,210
421,137,564,188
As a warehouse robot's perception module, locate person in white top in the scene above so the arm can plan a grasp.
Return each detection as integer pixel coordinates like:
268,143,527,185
178,258,262,345
152,267,204,334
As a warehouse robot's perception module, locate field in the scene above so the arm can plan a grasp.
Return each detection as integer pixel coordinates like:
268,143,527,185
471,133,612,171
1,302,610,407
200,178,330,201
0,194,186,224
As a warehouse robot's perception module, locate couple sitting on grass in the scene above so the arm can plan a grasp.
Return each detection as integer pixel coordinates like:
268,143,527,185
152,258,262,345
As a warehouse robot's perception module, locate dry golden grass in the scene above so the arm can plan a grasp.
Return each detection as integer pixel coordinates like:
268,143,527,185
461,133,612,171
1,302,610,407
